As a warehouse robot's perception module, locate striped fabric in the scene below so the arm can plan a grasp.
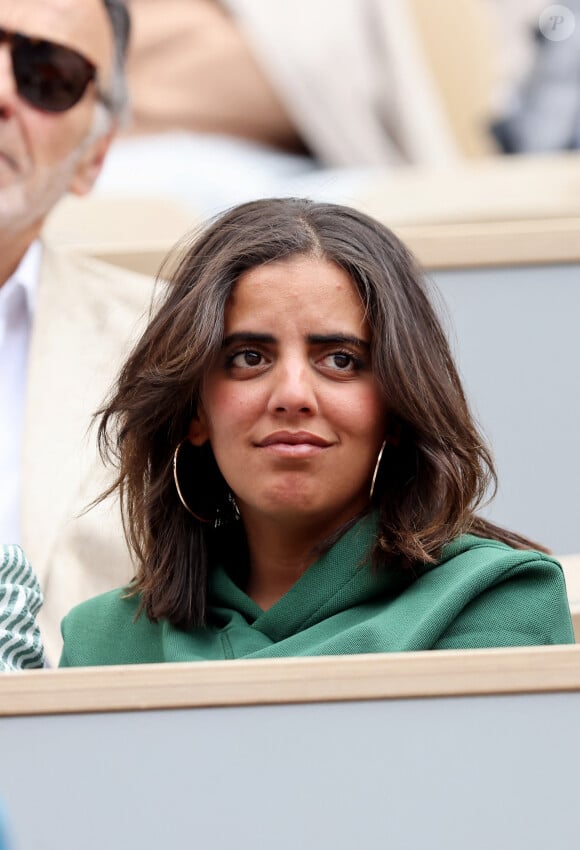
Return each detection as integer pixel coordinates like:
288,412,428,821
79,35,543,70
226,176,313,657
0,544,45,671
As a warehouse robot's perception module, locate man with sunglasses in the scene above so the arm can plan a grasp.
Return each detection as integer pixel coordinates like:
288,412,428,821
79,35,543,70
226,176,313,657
0,0,153,664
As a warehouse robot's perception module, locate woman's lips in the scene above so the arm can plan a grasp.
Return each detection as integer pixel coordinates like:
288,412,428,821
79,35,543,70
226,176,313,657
256,431,331,457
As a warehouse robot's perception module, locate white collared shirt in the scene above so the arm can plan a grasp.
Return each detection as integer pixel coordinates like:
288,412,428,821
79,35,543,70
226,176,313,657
0,242,42,545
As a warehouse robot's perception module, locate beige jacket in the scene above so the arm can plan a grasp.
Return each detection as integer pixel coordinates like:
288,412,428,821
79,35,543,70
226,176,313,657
22,244,154,663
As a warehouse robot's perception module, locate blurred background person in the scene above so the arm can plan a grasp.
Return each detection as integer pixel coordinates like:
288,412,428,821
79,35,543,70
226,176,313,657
489,0,580,152
95,0,498,215
0,0,153,663
91,0,580,221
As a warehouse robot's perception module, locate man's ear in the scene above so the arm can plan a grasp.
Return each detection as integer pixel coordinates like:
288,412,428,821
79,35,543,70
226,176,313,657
69,126,116,197
188,411,210,447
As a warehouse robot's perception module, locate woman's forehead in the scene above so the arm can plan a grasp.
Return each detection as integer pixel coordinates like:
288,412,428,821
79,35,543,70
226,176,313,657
224,256,368,335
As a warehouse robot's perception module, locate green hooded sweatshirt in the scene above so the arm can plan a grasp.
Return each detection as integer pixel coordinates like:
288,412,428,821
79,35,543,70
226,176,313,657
59,514,574,666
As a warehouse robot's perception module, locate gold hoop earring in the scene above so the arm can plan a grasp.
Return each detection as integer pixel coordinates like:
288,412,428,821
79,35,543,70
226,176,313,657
173,438,213,523
369,440,387,503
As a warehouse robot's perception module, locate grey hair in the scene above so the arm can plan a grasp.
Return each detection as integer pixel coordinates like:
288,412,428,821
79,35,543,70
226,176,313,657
100,0,131,123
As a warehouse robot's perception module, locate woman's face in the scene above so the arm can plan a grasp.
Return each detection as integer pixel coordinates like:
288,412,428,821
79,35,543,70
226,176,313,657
189,254,387,531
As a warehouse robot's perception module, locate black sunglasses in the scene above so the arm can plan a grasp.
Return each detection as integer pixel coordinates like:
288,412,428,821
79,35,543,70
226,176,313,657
0,27,102,113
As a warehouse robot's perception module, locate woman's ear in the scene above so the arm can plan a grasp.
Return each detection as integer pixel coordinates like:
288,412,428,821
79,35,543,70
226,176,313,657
188,411,209,447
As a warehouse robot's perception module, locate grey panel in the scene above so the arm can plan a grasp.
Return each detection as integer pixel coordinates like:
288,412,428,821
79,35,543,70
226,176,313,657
432,262,580,553
1,691,579,850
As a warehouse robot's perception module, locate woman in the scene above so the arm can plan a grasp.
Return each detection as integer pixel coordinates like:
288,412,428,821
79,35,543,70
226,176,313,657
60,198,574,665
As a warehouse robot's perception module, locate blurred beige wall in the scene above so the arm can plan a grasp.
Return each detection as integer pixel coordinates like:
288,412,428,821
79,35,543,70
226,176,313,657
411,0,499,156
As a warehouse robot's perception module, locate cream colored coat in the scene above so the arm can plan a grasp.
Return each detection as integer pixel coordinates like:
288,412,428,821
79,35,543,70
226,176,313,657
21,243,154,663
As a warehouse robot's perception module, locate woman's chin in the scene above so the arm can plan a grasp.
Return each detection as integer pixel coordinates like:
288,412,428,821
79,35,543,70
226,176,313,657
239,494,365,530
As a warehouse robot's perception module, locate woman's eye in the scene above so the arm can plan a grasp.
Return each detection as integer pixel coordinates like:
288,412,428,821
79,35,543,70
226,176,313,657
332,353,353,369
229,349,264,368
323,351,363,371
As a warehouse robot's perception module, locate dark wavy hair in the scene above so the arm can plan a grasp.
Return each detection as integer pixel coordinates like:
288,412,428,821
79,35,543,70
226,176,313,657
97,198,543,628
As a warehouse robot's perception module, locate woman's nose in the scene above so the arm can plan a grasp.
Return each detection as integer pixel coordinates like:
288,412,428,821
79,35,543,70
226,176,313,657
266,359,318,416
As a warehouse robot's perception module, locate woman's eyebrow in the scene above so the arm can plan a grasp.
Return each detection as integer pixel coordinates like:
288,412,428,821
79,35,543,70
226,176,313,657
308,334,370,349
222,332,276,347
222,332,370,349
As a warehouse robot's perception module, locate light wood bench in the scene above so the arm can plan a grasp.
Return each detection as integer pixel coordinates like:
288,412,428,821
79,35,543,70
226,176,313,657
44,154,580,276
359,152,580,227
